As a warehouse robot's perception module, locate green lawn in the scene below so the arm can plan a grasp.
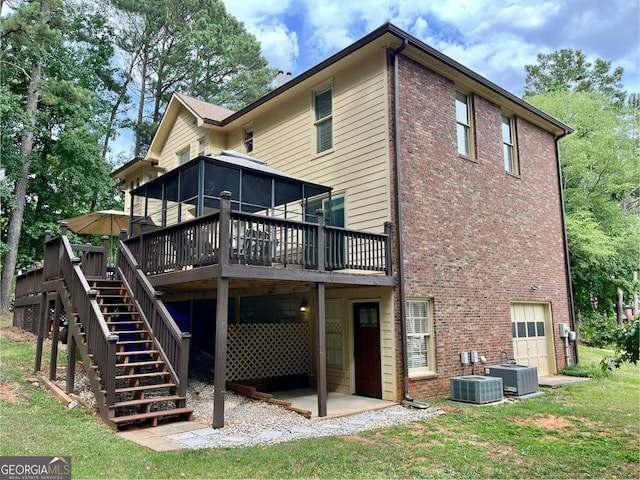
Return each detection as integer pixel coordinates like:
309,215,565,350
1,315,638,479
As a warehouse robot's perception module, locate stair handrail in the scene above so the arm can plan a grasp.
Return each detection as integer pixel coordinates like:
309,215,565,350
56,232,118,406
115,238,191,398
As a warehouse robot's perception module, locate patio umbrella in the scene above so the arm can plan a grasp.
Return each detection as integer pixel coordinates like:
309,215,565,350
63,209,130,236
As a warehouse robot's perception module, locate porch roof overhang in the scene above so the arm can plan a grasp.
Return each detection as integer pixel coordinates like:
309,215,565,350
129,150,332,228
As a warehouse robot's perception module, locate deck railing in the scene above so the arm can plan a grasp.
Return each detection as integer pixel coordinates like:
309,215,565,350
14,268,44,299
43,226,118,406
116,238,191,397
124,192,392,276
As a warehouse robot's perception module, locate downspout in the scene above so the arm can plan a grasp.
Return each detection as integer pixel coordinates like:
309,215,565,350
391,38,423,406
555,135,579,366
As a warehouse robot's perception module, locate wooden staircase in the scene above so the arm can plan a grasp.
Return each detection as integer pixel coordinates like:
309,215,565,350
83,279,192,430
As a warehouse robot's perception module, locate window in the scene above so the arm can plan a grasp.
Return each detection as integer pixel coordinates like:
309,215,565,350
406,299,435,374
326,301,343,369
502,114,519,174
243,126,254,153
305,194,345,226
198,137,206,156
178,147,190,165
455,91,473,156
314,85,333,153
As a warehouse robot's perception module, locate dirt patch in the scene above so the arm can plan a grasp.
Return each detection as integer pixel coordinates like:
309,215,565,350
514,414,577,433
0,381,22,403
0,325,38,342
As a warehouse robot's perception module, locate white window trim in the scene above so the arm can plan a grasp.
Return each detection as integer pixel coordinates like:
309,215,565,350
243,124,254,154
455,90,474,158
406,298,435,376
178,146,190,165
313,82,333,156
502,114,519,175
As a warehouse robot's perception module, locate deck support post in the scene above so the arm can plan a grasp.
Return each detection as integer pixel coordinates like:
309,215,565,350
213,276,229,429
384,222,393,275
35,293,49,372
213,191,232,429
315,281,327,417
49,293,62,381
66,330,76,394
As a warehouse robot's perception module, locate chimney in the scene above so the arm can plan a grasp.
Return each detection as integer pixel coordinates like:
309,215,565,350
277,70,284,87
285,72,292,83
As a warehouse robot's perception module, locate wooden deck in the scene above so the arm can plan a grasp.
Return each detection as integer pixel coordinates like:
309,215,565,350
123,192,394,293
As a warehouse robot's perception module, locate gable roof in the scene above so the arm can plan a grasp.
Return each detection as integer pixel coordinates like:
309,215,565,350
218,22,571,137
174,92,234,124
142,21,571,165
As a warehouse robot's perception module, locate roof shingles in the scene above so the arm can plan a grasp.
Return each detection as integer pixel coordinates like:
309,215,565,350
175,92,234,123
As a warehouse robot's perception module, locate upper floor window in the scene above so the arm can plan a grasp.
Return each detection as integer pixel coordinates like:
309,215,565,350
502,114,519,174
455,91,473,157
198,137,206,156
406,299,435,374
243,126,254,153
314,85,333,153
178,147,190,165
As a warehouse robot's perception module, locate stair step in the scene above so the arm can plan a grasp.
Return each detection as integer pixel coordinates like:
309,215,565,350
115,371,171,381
117,339,152,345
116,349,158,357
110,395,185,409
110,330,149,336
110,407,193,426
116,360,164,368
106,320,143,326
114,383,176,394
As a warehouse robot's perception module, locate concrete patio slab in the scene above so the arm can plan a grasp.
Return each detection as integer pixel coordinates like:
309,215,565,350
538,374,590,388
118,421,208,451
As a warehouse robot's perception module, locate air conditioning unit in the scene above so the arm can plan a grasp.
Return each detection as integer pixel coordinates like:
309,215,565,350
483,364,538,396
450,375,503,404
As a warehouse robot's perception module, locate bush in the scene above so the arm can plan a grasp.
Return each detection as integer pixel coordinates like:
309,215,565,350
600,318,640,371
578,311,617,347
561,363,610,378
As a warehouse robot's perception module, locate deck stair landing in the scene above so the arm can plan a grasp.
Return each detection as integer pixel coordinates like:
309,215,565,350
89,279,192,430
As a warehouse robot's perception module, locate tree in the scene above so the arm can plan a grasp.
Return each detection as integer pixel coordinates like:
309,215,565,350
524,51,640,329
600,318,639,370
0,0,119,312
525,49,626,106
110,0,275,157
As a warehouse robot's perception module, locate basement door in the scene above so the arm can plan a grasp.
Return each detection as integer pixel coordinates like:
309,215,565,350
511,302,555,375
353,302,382,398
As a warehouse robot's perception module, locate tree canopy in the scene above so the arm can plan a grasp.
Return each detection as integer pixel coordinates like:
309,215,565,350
109,0,275,156
0,0,276,312
525,50,640,331
525,49,626,106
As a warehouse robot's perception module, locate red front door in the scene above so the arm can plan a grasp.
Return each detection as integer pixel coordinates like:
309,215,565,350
353,302,382,398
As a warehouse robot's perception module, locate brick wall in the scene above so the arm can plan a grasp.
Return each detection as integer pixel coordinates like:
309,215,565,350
393,55,574,399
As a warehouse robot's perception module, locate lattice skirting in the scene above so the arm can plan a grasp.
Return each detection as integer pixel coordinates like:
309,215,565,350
13,303,41,335
227,323,310,381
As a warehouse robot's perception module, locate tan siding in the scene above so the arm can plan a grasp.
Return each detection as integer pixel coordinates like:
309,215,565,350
157,109,226,172
226,51,391,233
325,287,396,401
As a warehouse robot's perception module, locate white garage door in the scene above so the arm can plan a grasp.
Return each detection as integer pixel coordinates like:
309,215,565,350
511,303,555,375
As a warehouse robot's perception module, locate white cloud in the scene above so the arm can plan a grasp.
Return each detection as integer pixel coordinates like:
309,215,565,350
221,0,638,94
254,23,299,73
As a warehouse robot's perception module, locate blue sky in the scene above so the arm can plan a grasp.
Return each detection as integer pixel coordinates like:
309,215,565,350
222,0,639,96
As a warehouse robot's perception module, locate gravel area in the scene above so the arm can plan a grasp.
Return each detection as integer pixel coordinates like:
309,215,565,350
179,378,444,449
52,353,444,449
